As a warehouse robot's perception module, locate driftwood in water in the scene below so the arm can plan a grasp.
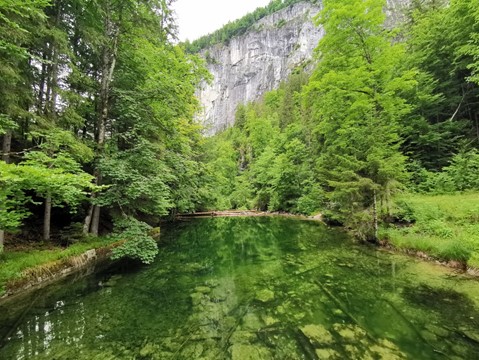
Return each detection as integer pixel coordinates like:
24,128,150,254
176,210,267,219
314,280,373,341
295,328,320,360
381,298,451,359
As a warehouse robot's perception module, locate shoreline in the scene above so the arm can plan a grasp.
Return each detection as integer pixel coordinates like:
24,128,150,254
377,241,479,277
176,210,324,221
2,212,477,303
179,210,479,277
0,241,122,303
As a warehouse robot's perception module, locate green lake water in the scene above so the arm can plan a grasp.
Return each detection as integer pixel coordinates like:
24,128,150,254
1,217,479,359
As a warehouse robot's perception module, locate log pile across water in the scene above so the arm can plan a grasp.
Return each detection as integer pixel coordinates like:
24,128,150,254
176,210,268,219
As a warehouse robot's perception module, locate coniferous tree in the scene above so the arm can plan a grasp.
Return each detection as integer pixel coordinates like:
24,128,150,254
305,0,413,240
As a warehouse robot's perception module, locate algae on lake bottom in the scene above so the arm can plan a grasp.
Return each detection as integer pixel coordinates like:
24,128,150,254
0,217,478,359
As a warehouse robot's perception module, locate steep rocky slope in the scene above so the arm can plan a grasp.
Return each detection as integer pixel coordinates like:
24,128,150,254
196,1,408,134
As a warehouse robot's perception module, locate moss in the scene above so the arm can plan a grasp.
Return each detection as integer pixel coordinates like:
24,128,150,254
0,236,120,297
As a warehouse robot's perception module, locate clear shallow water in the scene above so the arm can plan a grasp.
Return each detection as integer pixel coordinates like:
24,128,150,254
0,217,478,359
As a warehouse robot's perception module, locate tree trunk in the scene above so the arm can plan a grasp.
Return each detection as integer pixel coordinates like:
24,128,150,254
43,194,52,241
38,55,47,112
1,131,12,252
89,172,102,236
85,0,118,235
372,189,378,242
49,45,59,117
2,131,12,162
83,203,94,235
90,204,101,236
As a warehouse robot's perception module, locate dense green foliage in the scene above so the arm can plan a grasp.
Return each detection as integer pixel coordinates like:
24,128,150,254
110,217,158,265
0,0,209,262
201,0,479,243
2,0,479,269
182,0,318,53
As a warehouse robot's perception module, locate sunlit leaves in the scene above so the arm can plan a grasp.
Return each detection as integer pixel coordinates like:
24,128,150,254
0,161,96,230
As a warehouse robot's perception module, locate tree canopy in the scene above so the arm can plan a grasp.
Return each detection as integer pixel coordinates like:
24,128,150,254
0,0,210,261
199,0,479,241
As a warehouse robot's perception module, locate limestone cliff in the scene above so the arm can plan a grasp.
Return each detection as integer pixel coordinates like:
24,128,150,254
196,1,408,135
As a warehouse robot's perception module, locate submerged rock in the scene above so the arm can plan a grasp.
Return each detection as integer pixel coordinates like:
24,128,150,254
261,314,279,326
369,343,405,359
255,289,275,303
420,330,437,343
333,324,366,342
205,280,220,288
181,342,205,358
242,313,263,331
160,337,178,352
230,330,256,344
139,342,158,357
293,312,306,321
425,324,450,338
315,348,340,359
195,286,212,294
300,324,334,346
190,292,206,307
230,344,272,360
378,339,400,350
462,329,479,343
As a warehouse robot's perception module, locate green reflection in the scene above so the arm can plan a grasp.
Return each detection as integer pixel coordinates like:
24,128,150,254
0,217,478,359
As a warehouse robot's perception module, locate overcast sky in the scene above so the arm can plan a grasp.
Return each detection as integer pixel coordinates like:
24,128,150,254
172,0,271,42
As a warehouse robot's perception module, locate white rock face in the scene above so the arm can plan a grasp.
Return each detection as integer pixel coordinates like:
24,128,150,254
196,2,323,135
196,0,409,135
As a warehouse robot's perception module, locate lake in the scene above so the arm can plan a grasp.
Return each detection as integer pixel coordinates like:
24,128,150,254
0,217,478,359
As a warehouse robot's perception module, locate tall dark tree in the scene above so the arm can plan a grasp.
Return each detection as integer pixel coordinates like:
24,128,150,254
304,0,414,239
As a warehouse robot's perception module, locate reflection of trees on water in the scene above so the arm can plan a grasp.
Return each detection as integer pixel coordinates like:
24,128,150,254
169,217,325,269
1,217,479,359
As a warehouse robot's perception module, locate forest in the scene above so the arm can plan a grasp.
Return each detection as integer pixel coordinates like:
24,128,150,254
0,0,211,264
199,0,479,264
1,0,479,275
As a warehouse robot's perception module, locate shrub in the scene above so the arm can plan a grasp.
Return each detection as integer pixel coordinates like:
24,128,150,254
110,217,158,265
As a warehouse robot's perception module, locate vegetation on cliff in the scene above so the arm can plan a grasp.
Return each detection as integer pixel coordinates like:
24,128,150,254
182,0,319,53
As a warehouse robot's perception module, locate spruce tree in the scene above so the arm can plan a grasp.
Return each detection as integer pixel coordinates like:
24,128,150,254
306,0,413,240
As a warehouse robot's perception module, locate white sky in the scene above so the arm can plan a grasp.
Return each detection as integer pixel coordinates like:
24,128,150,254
172,0,272,42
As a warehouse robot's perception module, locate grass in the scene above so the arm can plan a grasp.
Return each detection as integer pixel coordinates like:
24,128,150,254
380,192,479,268
0,236,119,296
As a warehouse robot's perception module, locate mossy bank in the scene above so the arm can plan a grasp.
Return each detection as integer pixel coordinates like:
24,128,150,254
0,238,122,300
381,192,479,270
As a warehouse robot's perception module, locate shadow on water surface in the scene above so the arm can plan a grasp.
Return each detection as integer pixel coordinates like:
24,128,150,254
0,217,478,359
